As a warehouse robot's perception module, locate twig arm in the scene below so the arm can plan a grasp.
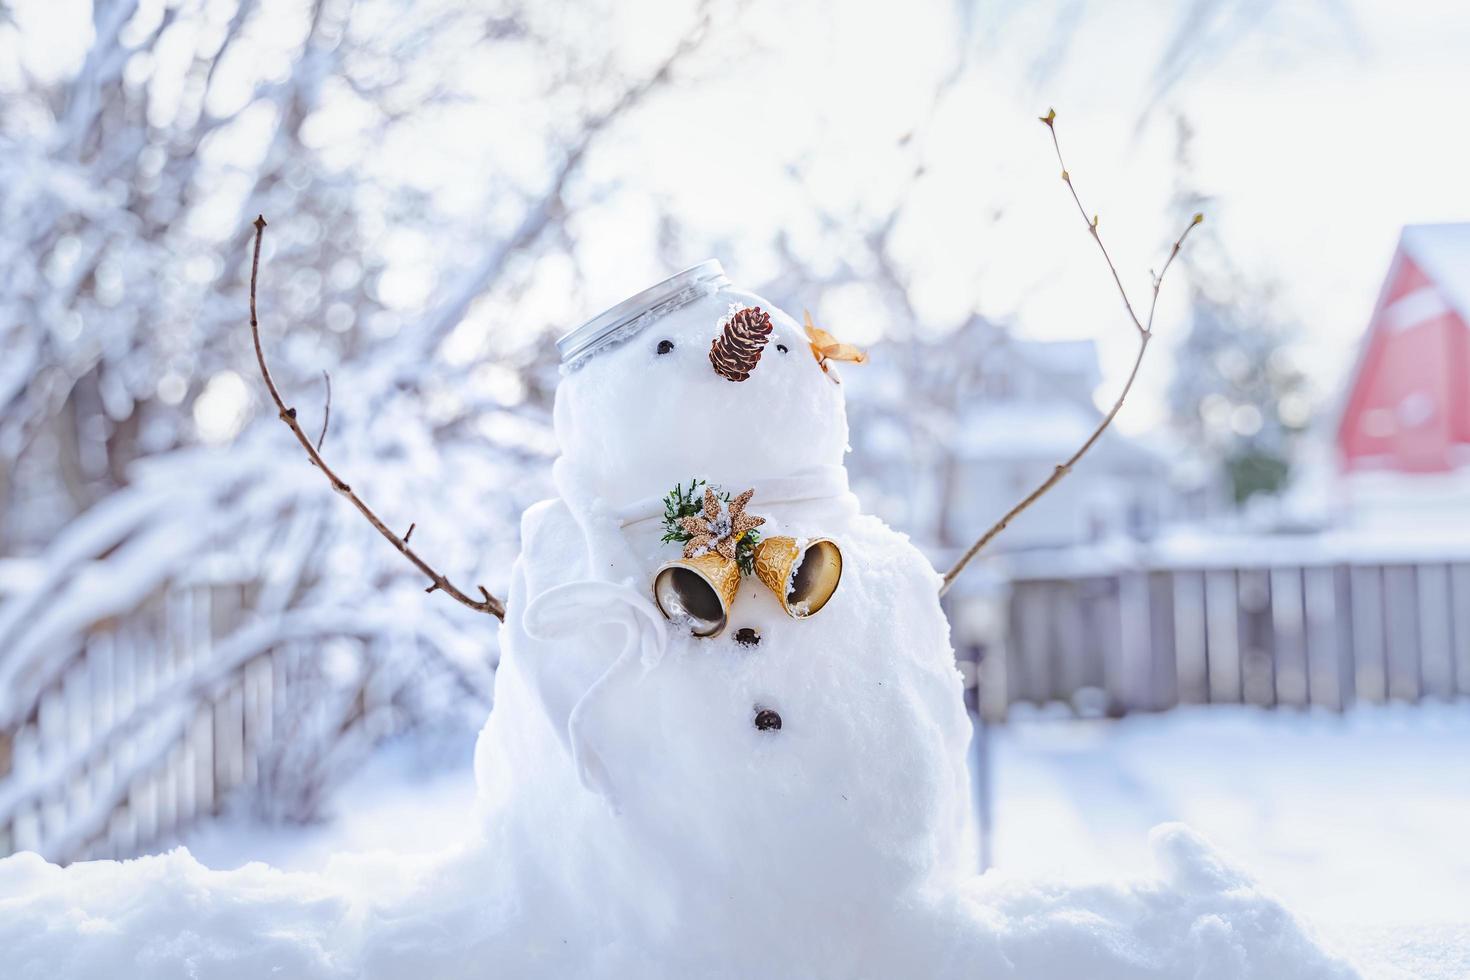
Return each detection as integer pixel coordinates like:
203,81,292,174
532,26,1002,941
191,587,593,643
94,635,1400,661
248,215,505,621
938,112,1202,597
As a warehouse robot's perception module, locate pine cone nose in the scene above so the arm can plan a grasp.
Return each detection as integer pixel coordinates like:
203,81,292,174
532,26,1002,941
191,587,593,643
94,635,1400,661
709,306,773,382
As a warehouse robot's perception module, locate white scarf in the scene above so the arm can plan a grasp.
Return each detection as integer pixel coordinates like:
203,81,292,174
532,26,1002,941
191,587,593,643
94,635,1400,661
521,458,854,808
613,463,855,528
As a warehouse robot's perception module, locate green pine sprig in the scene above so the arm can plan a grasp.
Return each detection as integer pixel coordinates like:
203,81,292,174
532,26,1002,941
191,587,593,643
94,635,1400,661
734,527,760,576
660,477,707,545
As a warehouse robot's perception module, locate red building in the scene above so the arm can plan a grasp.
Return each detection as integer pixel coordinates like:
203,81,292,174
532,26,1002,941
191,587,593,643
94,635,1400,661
1337,224,1470,474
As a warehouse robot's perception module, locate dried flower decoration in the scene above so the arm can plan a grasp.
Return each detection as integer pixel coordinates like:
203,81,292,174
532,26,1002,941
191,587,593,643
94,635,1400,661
803,311,868,383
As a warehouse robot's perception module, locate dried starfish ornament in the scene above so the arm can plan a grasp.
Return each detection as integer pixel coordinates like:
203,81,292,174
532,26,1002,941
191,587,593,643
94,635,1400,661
679,487,764,561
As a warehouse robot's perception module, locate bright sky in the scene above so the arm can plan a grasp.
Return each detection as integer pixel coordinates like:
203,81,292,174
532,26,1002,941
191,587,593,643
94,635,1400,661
575,0,1470,431
10,0,1468,433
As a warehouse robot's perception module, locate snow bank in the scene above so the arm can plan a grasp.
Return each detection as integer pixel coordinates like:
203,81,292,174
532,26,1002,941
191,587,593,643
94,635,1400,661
1330,922,1470,980
950,824,1357,980
991,703,1470,929
0,848,353,979
0,823,1358,979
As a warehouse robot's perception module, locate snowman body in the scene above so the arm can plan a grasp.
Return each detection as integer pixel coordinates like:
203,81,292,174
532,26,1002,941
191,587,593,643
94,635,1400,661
470,266,978,973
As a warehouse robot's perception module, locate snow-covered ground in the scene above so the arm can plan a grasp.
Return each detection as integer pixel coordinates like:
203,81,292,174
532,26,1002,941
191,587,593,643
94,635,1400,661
989,702,1470,978
181,739,482,873
177,702,1470,978
991,701,1470,923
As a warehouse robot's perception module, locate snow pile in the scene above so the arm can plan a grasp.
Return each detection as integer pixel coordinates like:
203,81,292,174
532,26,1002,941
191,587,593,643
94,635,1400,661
0,823,1356,978
952,825,1357,980
0,849,353,978
1332,922,1470,980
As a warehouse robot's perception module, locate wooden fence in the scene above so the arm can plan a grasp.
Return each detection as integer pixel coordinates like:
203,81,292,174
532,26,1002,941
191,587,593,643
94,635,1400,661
991,551,1470,720
0,577,355,864
8,539,1469,867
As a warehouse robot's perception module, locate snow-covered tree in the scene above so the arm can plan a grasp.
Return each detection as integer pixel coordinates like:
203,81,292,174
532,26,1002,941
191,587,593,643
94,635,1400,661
0,0,718,855
1168,283,1311,504
1165,118,1312,506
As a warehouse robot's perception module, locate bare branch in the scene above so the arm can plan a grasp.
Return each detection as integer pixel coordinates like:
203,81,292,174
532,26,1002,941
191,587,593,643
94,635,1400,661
248,215,505,620
397,5,714,363
939,111,1202,596
1041,107,1149,339
316,370,332,451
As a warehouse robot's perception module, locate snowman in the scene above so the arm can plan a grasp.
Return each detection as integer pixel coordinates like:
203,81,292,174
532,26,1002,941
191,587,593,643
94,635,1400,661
466,261,981,974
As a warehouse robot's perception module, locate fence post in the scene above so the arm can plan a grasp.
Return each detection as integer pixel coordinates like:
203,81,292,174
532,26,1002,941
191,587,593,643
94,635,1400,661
1145,571,1177,711
1174,570,1208,704
0,727,10,855
1334,564,1357,710
1452,565,1470,697
1416,564,1455,699
1117,571,1151,714
970,710,993,874
1237,567,1274,707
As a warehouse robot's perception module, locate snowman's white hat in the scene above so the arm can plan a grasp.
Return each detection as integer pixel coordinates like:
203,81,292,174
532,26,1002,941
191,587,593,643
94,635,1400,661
557,259,727,365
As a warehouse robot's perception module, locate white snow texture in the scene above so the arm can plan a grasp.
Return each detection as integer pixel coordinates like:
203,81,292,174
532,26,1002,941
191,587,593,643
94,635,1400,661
0,281,1357,979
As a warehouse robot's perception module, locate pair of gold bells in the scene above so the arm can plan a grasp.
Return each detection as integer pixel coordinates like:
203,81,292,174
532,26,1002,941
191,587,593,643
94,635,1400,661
652,536,843,638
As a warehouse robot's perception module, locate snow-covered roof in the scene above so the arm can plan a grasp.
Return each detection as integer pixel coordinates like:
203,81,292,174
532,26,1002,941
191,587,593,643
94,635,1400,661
1007,338,1102,391
1400,222,1470,322
955,400,1158,468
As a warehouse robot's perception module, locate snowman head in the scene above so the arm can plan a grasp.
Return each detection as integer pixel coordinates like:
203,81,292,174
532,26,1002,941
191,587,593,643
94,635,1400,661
554,263,850,505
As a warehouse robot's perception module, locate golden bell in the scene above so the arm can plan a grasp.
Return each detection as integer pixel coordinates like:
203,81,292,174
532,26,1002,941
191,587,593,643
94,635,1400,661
753,536,843,618
652,551,741,638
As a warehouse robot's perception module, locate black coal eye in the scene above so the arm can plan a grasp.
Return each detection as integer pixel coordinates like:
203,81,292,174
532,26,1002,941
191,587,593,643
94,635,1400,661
776,344,788,353
754,707,782,731
656,339,674,355
734,627,760,647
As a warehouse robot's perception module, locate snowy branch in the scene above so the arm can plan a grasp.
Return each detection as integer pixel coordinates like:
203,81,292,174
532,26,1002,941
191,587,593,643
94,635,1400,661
248,216,506,621
385,1,714,368
939,109,1202,596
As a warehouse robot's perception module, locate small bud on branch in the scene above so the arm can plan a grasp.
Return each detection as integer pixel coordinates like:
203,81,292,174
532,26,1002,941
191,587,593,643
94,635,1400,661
316,371,332,451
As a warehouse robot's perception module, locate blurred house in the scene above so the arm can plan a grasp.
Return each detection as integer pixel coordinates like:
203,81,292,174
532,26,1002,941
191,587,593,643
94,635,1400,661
1334,223,1470,527
947,340,1171,551
845,323,1173,556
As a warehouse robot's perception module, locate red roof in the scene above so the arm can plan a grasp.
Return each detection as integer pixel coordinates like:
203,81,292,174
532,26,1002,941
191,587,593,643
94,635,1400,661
1337,224,1470,474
